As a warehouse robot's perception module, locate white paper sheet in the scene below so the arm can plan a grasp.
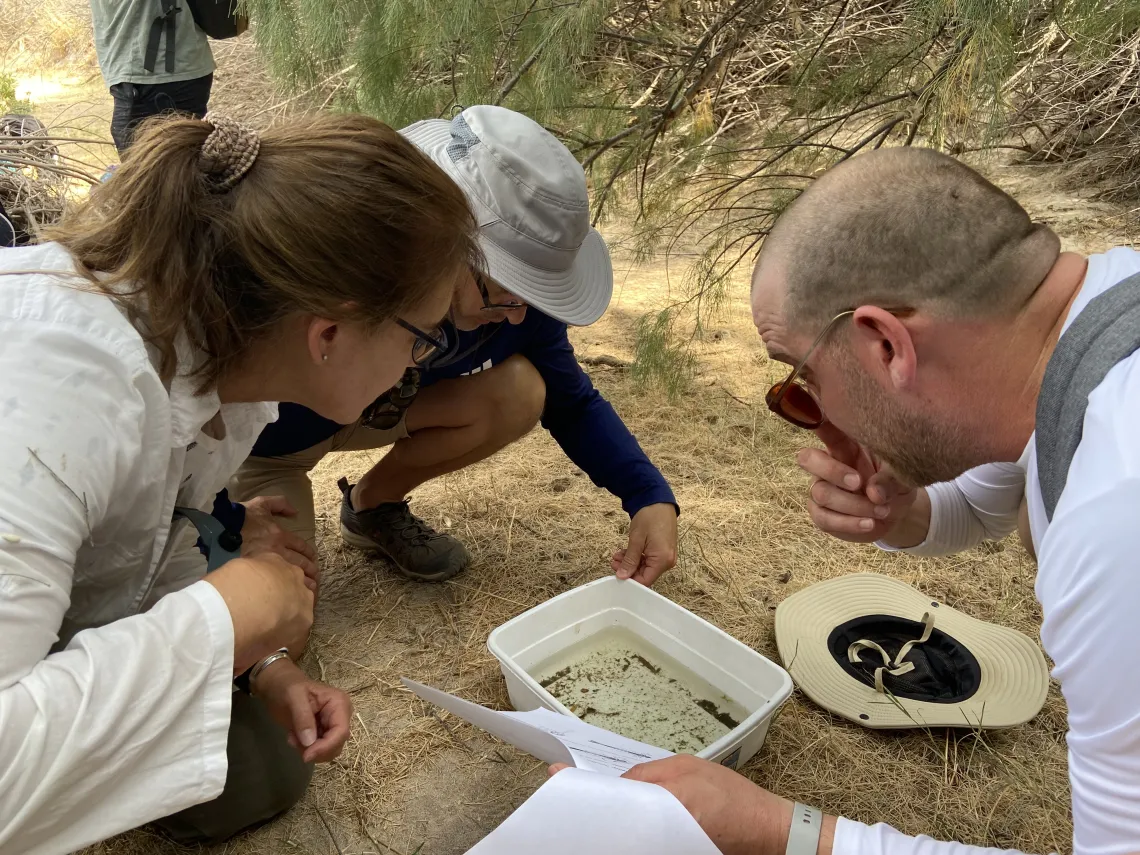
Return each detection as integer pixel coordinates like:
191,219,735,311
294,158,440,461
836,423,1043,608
400,678,674,775
502,707,672,774
464,767,722,855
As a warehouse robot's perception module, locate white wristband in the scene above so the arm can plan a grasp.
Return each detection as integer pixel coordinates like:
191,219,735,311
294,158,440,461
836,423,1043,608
785,802,823,855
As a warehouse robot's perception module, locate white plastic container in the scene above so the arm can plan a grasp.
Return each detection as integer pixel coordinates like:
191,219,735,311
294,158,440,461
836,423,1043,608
487,576,793,770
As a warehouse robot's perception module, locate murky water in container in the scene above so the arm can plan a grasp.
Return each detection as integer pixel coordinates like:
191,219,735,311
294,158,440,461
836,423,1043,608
530,627,749,754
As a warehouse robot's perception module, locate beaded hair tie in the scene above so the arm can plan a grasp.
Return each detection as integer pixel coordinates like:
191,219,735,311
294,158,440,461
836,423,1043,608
199,114,260,192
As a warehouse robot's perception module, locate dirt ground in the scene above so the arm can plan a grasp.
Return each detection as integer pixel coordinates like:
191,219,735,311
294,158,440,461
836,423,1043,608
9,17,1137,855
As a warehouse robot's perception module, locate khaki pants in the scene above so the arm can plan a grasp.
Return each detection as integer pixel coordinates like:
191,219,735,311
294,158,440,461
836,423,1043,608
153,692,313,844
150,424,409,844
229,417,409,547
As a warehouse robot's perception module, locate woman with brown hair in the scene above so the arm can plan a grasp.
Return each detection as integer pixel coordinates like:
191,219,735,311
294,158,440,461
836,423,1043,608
0,113,476,853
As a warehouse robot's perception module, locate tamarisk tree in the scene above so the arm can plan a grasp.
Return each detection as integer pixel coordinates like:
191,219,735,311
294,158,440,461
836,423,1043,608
245,0,1140,393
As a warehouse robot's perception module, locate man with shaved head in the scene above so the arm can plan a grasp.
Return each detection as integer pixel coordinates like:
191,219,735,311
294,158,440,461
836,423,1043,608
565,149,1140,855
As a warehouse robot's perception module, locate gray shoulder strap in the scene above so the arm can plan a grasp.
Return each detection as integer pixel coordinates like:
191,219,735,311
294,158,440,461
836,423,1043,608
1036,271,1140,521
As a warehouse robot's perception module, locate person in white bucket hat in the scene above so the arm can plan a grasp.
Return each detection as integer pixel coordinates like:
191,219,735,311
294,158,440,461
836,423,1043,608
230,105,679,587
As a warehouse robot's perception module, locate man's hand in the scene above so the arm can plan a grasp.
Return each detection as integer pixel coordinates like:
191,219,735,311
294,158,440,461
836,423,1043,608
550,755,826,855
204,553,314,674
241,496,320,592
798,422,921,545
613,503,678,587
254,658,353,764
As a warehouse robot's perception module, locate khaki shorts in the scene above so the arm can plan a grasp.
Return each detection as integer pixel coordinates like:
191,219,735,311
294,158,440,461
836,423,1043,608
228,416,410,546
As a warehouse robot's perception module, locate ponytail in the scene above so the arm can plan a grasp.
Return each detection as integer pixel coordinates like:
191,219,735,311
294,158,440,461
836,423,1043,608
49,113,476,389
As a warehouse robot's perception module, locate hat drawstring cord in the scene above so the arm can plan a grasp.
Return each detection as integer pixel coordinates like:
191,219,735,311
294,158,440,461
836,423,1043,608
847,612,936,694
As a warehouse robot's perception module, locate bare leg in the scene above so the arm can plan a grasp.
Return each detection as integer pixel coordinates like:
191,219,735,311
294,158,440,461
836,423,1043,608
337,355,546,581
351,354,546,510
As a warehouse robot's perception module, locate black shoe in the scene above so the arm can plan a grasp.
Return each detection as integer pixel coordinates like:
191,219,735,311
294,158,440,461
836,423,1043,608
337,477,471,582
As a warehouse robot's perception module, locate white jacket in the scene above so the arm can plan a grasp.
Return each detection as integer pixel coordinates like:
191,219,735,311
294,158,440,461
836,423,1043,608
0,243,278,854
840,249,1140,855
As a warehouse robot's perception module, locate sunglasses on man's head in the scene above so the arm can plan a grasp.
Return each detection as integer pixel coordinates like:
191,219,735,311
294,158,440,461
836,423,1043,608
765,307,912,430
475,270,526,312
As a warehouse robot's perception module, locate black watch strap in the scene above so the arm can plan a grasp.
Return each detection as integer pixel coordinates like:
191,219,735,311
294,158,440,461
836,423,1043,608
234,665,255,694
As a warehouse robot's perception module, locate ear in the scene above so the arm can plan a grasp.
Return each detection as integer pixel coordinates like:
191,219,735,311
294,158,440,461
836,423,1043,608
306,316,339,366
849,306,916,390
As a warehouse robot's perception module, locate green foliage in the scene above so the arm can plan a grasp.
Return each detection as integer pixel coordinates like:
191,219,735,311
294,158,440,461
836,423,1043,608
632,308,696,401
243,0,617,128
0,72,33,114
245,0,1140,393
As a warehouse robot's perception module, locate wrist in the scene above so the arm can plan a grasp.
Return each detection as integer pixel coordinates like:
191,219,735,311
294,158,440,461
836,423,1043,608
765,797,795,853
817,815,837,855
250,651,299,696
780,803,835,855
204,564,256,670
880,488,930,549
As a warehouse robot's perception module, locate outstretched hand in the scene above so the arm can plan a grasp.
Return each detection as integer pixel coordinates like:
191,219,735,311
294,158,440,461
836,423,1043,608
612,503,678,587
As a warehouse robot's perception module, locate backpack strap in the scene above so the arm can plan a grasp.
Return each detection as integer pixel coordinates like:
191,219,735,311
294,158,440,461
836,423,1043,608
173,507,242,572
1035,271,1140,521
144,0,181,74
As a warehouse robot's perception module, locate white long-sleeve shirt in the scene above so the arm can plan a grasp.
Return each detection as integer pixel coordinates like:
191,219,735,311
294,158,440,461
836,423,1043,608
839,247,1140,855
0,243,278,854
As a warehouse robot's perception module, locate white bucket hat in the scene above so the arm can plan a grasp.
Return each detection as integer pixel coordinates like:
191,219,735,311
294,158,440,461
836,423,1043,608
775,574,1049,730
400,105,613,327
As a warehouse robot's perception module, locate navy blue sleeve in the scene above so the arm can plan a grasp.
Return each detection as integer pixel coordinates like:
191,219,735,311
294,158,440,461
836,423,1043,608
196,488,247,556
524,315,677,518
211,488,247,533
251,403,344,458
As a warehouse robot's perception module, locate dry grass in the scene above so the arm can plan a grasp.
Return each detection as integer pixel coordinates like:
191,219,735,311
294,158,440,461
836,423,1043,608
0,0,95,73
206,35,334,131
0,0,107,235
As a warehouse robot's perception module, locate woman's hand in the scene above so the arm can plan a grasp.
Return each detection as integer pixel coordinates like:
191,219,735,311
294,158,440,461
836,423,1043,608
204,553,314,674
254,658,353,763
241,496,320,592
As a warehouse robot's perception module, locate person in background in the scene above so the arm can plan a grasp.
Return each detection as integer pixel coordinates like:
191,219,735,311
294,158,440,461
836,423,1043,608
89,0,214,153
576,148,1140,855
233,105,680,588
0,112,477,852
0,197,14,247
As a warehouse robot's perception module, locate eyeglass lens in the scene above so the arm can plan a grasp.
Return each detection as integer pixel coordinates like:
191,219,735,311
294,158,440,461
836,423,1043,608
411,325,447,365
477,271,525,310
766,380,825,429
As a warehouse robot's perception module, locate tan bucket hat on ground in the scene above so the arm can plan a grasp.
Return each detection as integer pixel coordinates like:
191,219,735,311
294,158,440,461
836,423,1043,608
775,573,1049,730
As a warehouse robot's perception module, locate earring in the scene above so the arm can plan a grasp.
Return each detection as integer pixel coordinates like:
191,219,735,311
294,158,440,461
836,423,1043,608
322,354,328,362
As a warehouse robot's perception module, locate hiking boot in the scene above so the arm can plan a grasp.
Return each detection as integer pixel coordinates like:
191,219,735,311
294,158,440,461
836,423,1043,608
337,477,471,582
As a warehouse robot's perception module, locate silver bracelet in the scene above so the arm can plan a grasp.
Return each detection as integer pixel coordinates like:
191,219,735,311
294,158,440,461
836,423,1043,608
784,802,823,855
248,648,290,695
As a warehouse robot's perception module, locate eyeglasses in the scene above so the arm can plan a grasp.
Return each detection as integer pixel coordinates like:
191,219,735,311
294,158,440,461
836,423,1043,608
475,270,526,312
396,318,451,366
766,307,912,429
765,310,855,430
